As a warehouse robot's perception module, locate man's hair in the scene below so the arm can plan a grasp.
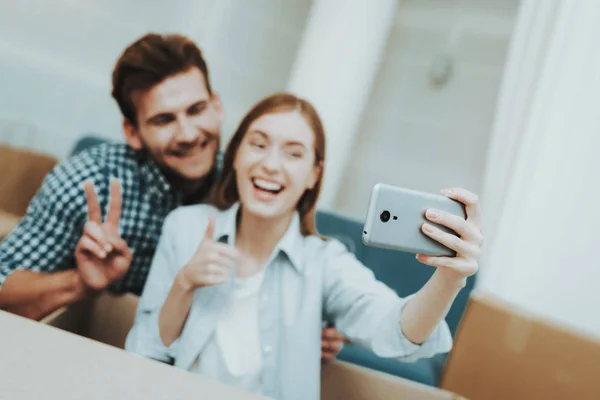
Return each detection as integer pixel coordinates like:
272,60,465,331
111,33,212,127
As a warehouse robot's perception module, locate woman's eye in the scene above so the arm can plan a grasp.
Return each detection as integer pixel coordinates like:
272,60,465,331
287,148,304,158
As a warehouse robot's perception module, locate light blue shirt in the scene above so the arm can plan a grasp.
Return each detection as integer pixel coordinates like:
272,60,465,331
125,203,452,400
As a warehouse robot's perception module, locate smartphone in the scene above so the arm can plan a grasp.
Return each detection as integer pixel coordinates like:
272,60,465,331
362,183,466,257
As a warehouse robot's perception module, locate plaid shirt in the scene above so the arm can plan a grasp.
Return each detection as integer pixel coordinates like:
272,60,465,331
0,142,217,295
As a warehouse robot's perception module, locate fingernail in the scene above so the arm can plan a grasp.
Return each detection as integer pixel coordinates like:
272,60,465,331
99,251,106,258
441,189,453,195
426,209,439,219
105,244,112,252
423,223,434,233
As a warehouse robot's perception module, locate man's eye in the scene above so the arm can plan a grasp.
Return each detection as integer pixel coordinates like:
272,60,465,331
152,116,174,126
189,104,206,115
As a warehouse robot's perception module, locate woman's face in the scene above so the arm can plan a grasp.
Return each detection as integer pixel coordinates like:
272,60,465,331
234,110,320,220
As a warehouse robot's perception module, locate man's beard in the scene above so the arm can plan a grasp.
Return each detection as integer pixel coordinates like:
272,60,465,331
139,135,220,196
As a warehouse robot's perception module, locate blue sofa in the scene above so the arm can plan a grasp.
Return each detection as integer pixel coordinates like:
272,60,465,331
70,135,475,387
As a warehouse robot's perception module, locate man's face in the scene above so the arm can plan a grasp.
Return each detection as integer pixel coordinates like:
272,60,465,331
124,67,222,183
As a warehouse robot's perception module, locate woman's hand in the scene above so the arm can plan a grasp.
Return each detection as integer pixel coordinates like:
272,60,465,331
416,188,484,286
176,214,240,291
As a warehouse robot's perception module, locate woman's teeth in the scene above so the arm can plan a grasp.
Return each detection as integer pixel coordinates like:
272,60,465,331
253,178,283,193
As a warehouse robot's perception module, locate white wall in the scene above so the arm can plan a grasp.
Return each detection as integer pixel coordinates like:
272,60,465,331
333,0,520,220
286,0,400,210
197,0,312,145
0,0,521,223
477,0,600,339
0,0,311,159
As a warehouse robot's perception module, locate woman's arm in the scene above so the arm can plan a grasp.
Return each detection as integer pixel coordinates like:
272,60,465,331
399,269,465,344
125,211,184,361
402,187,483,344
322,241,451,361
158,273,196,346
158,213,239,346
127,210,239,356
323,187,483,359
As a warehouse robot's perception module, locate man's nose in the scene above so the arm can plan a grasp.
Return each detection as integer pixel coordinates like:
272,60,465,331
175,116,199,142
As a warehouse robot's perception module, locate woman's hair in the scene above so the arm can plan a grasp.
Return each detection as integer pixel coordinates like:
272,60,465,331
211,93,326,236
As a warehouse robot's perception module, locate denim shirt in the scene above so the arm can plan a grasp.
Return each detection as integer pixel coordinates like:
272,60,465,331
125,203,452,400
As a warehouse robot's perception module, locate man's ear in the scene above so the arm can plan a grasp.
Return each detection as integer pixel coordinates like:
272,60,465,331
211,91,224,123
122,119,143,150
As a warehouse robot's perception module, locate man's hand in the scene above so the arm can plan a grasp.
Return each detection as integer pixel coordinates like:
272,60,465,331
75,178,132,290
321,325,347,363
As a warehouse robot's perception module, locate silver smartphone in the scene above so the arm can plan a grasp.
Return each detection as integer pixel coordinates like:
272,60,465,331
362,183,466,257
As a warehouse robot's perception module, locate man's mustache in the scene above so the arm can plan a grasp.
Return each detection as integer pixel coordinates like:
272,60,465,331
171,133,217,153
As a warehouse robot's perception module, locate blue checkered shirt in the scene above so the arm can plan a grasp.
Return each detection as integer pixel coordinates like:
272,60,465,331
0,143,217,295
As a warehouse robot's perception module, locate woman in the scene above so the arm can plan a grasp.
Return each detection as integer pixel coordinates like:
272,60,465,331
125,93,484,400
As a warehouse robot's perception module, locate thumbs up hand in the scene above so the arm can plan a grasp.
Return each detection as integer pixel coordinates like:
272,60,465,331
177,214,241,291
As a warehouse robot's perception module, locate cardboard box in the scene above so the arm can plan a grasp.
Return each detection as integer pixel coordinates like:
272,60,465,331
441,293,600,399
0,145,57,217
0,308,263,400
0,209,21,240
0,145,57,239
12,292,465,400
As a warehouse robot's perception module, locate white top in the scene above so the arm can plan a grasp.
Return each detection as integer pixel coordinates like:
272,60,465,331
191,270,266,395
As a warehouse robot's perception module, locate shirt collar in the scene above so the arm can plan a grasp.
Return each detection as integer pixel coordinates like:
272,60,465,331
214,202,240,245
135,149,172,196
214,203,305,273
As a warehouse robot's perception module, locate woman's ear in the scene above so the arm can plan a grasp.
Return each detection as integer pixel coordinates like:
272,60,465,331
306,161,322,190
123,119,143,150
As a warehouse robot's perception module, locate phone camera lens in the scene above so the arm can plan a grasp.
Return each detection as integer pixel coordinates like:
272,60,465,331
380,210,390,223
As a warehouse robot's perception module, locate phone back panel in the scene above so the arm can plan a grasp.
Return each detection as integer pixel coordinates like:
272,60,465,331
362,183,466,257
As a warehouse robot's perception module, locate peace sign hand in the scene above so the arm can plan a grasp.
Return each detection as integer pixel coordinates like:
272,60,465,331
75,178,133,291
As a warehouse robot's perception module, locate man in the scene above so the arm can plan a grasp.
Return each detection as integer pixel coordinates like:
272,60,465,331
0,33,343,361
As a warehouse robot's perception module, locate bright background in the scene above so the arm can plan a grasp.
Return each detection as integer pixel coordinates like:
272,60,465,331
3,0,600,340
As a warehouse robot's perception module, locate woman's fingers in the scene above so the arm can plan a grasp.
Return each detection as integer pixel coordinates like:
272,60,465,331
212,242,242,263
441,187,483,231
424,209,483,246
421,223,481,259
416,253,478,276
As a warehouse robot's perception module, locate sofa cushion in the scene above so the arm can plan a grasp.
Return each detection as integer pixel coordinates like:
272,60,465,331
315,210,364,261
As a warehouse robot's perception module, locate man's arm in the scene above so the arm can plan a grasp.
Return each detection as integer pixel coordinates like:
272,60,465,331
0,270,87,320
0,152,109,320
